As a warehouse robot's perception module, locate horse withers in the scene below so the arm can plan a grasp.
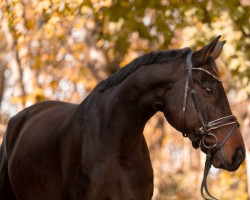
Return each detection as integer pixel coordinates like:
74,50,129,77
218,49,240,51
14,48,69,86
0,36,245,200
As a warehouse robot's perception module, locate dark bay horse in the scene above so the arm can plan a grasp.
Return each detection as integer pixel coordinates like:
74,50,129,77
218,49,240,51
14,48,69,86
0,36,245,200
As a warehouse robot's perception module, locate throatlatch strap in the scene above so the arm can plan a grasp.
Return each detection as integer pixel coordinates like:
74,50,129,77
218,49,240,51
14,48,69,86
201,147,218,200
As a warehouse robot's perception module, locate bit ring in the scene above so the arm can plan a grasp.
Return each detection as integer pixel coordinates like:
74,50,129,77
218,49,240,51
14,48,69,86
202,133,218,149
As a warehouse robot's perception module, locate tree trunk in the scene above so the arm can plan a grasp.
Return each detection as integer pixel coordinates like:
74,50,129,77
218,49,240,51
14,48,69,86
1,10,26,108
84,25,108,82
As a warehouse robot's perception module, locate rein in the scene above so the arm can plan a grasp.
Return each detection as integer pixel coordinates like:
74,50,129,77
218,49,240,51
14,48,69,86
182,52,239,200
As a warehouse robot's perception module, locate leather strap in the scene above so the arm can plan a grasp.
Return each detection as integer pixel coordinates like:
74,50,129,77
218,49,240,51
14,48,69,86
181,52,193,137
191,89,208,134
182,52,209,136
201,147,218,200
185,52,208,135
215,122,238,150
206,115,237,131
200,122,238,200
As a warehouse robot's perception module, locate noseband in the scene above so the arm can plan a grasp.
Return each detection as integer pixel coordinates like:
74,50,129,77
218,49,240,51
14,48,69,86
182,52,239,200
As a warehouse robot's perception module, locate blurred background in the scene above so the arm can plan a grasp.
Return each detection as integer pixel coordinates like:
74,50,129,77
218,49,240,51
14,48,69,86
0,0,249,199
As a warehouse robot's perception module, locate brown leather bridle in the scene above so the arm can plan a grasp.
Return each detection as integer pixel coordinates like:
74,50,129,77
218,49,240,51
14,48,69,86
182,52,239,200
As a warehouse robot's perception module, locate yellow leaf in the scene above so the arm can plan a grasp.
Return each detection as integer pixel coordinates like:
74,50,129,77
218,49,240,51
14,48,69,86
25,18,36,30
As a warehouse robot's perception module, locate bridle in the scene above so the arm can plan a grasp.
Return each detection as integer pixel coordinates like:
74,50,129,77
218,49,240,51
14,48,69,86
182,52,239,200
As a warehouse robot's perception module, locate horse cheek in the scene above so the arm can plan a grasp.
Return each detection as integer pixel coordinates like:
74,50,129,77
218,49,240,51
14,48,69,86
162,92,183,131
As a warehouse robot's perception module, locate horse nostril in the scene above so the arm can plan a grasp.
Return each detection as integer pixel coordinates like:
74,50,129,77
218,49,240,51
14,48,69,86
233,147,245,167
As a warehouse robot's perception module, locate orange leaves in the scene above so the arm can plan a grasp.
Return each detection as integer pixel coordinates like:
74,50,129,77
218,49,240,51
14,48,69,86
0,1,249,198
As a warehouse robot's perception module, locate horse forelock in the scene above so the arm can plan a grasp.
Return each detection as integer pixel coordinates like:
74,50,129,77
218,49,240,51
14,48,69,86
207,57,219,75
94,47,192,92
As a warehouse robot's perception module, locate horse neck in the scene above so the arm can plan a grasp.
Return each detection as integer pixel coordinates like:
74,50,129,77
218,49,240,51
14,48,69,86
82,62,181,154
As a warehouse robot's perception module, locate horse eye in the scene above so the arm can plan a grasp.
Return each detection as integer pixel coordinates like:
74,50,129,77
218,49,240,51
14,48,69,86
204,87,214,95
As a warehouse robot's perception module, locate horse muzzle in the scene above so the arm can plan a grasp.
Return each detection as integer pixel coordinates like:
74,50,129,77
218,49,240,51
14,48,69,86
212,146,245,172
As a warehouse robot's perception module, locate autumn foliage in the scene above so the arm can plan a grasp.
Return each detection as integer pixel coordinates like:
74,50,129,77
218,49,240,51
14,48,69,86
0,0,249,199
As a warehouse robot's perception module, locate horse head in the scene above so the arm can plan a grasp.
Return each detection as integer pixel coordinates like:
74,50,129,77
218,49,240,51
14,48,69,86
163,36,245,172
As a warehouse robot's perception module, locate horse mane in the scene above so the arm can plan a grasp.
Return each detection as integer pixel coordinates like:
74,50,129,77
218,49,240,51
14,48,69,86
95,47,192,92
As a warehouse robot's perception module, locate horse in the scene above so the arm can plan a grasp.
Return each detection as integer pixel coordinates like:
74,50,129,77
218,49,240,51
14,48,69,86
0,36,245,200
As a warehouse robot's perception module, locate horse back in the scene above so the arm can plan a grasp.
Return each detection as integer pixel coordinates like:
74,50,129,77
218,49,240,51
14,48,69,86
0,101,78,200
5,101,77,155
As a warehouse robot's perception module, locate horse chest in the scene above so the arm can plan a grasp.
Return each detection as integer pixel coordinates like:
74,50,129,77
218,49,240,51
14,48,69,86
66,146,153,200
80,160,153,200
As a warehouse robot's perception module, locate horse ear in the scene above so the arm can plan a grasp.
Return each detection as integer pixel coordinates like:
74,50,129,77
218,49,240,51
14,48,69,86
210,40,226,60
192,35,221,64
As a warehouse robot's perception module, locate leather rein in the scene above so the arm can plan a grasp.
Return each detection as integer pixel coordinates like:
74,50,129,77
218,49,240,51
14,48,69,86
182,52,239,200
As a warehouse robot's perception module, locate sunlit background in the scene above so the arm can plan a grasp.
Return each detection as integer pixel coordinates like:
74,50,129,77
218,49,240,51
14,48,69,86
0,0,249,199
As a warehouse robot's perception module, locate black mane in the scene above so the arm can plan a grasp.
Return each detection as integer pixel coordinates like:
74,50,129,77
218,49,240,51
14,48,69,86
95,47,191,92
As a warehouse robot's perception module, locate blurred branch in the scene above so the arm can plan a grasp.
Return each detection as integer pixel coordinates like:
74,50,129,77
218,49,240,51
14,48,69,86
0,62,6,107
1,2,27,107
14,40,27,106
0,123,6,136
85,25,108,82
